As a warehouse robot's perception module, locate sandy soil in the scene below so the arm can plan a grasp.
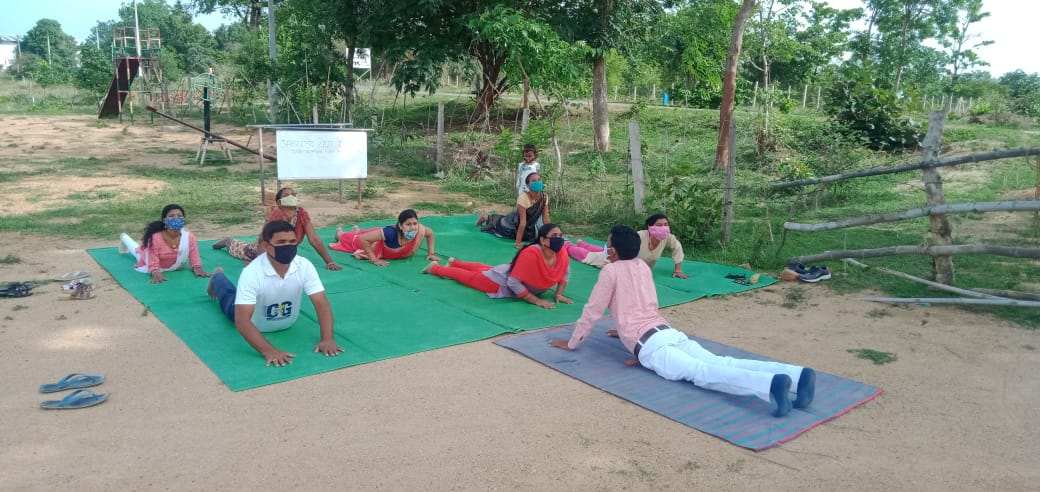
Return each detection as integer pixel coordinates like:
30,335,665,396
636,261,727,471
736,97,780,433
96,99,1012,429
0,115,1038,491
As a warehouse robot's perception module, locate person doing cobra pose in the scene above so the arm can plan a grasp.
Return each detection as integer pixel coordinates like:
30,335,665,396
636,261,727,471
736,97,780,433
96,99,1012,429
329,209,438,266
422,223,571,309
119,204,210,284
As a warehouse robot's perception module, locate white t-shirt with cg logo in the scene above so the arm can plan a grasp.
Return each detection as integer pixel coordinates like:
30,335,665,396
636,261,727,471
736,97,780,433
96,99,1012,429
235,253,325,332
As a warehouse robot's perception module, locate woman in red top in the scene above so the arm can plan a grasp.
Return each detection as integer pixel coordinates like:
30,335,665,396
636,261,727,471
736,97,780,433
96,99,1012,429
119,204,210,284
214,187,342,270
423,223,572,309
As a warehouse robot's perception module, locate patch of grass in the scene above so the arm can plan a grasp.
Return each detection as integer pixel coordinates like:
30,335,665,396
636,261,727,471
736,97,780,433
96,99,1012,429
0,254,20,264
410,201,469,215
848,348,898,365
782,286,807,308
865,308,891,318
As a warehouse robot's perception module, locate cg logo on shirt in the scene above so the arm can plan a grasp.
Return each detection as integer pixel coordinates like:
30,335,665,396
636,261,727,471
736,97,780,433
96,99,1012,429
264,301,293,320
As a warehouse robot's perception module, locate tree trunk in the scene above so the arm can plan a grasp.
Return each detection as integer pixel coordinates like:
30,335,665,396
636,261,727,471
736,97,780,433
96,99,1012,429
592,55,610,152
344,45,356,125
249,0,263,30
714,0,756,170
471,42,506,123
922,110,954,285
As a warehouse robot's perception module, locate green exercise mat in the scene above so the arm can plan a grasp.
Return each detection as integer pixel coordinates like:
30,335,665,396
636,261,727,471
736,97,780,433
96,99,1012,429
89,215,774,391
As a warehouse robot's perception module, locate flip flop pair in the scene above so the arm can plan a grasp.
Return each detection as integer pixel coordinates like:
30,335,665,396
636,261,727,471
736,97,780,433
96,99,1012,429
39,373,108,410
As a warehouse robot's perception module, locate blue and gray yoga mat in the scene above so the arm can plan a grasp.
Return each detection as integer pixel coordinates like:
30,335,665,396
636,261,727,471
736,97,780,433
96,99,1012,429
495,322,882,450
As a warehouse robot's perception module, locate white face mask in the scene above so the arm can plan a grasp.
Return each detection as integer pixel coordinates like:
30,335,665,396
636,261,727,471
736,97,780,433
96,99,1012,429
279,195,300,207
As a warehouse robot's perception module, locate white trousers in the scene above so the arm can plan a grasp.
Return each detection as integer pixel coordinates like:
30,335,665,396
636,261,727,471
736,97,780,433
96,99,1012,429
637,327,803,403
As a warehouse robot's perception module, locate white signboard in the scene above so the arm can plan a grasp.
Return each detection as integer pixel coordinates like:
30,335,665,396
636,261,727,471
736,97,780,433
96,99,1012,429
275,130,367,179
350,48,371,70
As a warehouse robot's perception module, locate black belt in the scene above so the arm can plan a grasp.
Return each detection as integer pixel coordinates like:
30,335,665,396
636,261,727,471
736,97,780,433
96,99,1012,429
633,324,670,358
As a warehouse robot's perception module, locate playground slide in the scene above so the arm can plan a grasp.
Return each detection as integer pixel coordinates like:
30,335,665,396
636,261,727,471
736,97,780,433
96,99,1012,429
98,58,141,118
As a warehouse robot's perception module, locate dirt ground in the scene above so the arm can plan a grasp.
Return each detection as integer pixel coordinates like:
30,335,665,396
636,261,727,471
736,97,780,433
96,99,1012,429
1,115,1038,491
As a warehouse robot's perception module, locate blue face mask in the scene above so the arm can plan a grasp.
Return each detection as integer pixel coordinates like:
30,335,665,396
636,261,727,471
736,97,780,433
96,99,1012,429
271,243,298,264
548,236,566,253
528,181,544,193
164,217,186,231
404,230,418,240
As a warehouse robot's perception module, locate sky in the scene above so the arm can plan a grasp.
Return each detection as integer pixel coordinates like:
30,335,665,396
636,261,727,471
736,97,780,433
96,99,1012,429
0,0,231,39
0,0,1037,77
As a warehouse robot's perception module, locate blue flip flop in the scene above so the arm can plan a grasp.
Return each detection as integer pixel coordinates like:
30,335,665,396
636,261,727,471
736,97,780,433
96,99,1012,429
39,373,105,393
40,389,109,409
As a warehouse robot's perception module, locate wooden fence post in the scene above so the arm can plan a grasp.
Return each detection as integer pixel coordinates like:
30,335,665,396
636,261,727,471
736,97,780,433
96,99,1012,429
629,120,645,214
922,110,955,284
435,102,444,176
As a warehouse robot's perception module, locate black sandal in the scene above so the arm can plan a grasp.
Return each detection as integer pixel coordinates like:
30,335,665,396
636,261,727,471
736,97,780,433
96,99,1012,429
0,282,33,298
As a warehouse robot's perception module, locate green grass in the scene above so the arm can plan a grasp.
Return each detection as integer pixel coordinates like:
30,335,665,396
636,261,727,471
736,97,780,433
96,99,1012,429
0,254,20,264
410,201,470,215
848,348,898,365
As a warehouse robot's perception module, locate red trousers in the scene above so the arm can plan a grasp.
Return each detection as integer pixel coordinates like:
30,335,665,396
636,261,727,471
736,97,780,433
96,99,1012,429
430,259,499,293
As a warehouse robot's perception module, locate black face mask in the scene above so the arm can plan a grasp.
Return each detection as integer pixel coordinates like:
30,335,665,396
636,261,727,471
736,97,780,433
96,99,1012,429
548,236,566,253
272,243,298,264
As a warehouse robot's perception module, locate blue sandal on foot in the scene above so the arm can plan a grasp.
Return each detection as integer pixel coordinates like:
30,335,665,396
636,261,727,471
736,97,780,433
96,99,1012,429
40,389,109,409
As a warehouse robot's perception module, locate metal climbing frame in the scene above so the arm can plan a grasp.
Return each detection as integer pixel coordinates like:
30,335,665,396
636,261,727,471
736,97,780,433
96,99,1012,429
98,27,166,121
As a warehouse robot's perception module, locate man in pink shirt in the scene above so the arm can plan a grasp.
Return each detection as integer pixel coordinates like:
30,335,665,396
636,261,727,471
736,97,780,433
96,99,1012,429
549,225,815,417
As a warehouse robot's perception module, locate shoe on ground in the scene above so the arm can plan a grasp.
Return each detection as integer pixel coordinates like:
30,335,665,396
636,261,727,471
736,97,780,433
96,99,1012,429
800,266,831,283
771,374,793,417
786,262,811,275
793,367,816,409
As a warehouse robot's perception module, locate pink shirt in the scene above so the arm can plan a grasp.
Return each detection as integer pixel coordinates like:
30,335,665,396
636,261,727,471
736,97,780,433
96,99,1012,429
567,258,669,353
134,231,202,272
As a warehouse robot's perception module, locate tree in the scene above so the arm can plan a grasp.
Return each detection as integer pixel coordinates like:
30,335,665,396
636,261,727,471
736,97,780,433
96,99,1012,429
548,0,661,152
941,0,992,97
745,0,859,89
76,43,114,96
19,19,77,83
190,0,279,30
654,0,736,108
849,0,963,94
999,70,1040,118
715,0,756,171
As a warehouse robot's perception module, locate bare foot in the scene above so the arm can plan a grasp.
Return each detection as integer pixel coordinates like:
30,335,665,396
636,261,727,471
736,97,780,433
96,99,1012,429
352,224,360,233
207,267,224,299
212,237,231,250
335,226,343,241
447,257,456,266
475,215,488,227
422,261,439,274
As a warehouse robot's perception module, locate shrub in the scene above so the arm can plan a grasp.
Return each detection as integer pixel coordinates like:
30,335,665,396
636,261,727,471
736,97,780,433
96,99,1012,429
826,70,922,152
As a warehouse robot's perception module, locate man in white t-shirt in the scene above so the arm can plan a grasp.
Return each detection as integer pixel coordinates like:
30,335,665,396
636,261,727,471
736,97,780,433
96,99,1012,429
207,220,343,366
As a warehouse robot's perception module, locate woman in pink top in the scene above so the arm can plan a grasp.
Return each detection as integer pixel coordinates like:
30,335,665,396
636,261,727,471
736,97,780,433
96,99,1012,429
119,204,210,284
